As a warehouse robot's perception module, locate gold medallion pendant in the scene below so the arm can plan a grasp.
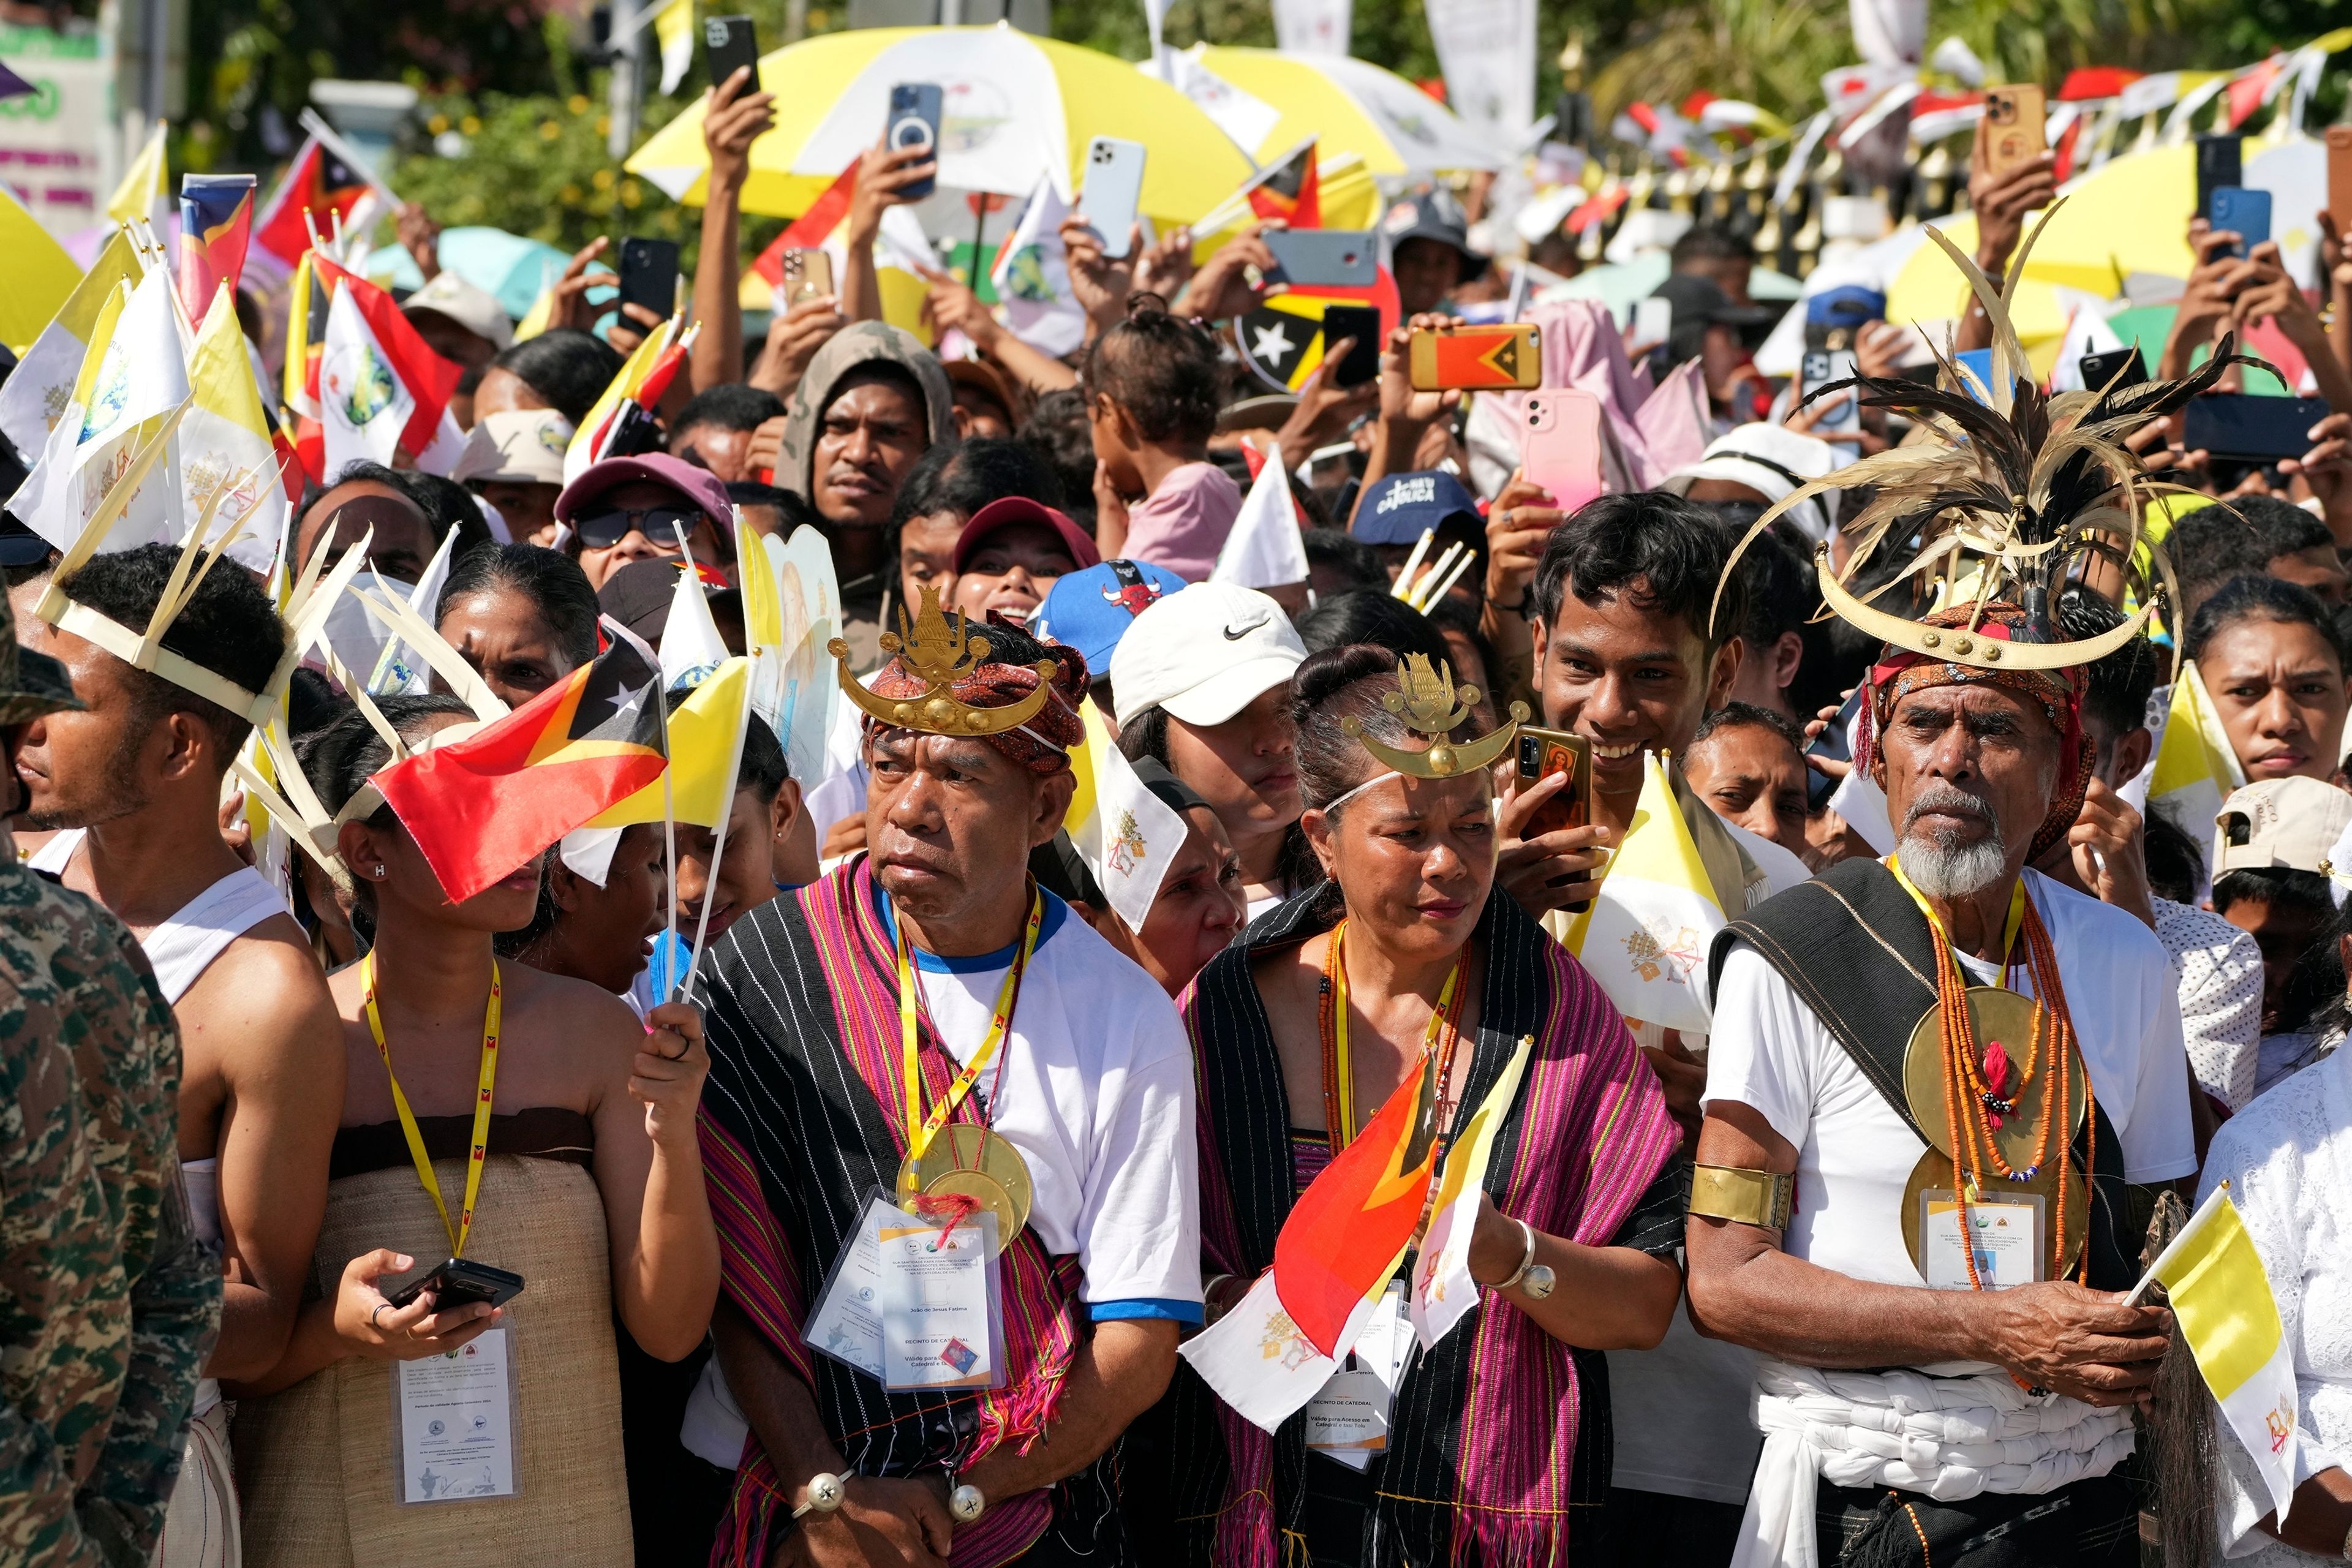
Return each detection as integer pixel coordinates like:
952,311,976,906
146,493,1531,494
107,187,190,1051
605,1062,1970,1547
897,1125,1033,1253
1899,986,2090,1282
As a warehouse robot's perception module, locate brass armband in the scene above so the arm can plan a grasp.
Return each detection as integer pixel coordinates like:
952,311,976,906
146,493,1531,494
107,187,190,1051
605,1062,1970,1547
1690,1165,1793,1230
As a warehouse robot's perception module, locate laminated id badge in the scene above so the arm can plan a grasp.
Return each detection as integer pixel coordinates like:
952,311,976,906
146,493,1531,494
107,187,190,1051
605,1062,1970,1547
1304,1282,1411,1469
1919,1189,2045,1290
393,1328,519,1502
804,1191,1006,1391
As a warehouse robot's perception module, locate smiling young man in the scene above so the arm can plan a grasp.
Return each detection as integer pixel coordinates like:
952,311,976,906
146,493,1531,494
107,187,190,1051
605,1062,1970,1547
17,544,342,1568
1501,490,1811,1566
693,603,1197,1567
2187,575,2352,785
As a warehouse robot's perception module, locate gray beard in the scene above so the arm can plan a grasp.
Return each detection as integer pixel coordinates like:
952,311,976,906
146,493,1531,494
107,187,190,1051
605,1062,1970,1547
1896,831,2010,898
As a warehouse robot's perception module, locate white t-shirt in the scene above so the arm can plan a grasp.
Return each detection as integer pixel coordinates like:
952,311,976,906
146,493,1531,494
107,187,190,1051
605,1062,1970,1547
1604,813,1811,1505
683,883,1203,1468
1706,868,2198,1310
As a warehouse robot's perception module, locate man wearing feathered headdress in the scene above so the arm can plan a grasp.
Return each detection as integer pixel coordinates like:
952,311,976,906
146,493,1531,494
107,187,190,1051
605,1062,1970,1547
687,589,1200,1566
1682,222,2214,1567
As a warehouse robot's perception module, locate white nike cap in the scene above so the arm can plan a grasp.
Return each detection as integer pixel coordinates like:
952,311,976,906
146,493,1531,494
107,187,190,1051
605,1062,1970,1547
1110,582,1306,732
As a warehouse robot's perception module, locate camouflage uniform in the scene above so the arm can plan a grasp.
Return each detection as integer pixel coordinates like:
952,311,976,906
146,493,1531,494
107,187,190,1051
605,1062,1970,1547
0,860,221,1566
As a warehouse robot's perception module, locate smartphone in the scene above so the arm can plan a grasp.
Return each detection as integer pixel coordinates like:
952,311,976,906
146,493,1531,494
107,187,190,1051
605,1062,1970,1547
1261,228,1378,289
1409,322,1542,391
703,14,759,99
780,247,833,306
2331,126,2352,228
1077,136,1147,260
1630,295,1673,349
617,237,679,322
1801,348,1861,432
2196,134,2244,222
2181,393,2332,462
1805,688,1862,811
885,82,942,202
2079,345,2147,394
2207,186,2271,257
1521,389,1604,513
1982,85,2046,176
1319,303,1382,388
1515,726,1591,841
385,1257,526,1313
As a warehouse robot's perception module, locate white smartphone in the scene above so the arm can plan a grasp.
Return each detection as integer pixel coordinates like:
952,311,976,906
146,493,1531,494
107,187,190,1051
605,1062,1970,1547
1079,136,1148,260
1801,349,1861,432
1631,295,1673,350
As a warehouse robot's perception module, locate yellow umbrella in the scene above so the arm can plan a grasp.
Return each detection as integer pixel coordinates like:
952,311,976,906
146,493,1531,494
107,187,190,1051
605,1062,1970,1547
1885,143,2197,347
1186,44,1503,175
627,24,1253,224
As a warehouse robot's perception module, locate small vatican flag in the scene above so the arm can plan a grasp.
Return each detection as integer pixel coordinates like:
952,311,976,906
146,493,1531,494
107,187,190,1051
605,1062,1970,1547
1556,750,1726,1033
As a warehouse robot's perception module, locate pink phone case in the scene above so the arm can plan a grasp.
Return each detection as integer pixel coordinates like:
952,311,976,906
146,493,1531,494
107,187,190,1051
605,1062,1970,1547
1521,390,1605,513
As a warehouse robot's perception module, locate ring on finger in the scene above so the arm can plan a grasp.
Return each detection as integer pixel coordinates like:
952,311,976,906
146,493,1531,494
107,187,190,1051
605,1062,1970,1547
372,1302,392,1331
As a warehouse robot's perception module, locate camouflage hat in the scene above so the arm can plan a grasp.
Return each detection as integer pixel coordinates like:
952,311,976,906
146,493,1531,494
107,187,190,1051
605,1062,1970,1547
0,578,81,727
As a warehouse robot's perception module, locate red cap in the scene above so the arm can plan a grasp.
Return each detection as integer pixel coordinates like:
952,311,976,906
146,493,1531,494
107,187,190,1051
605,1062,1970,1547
951,497,1102,578
555,453,734,527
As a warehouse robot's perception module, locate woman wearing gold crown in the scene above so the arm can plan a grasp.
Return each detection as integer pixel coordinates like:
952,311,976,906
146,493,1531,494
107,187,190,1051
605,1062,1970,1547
1685,224,2212,1567
1156,641,1685,1566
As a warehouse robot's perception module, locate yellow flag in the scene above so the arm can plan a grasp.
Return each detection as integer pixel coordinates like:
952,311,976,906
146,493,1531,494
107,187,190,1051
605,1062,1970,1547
588,656,751,830
2146,660,2242,845
512,285,556,343
653,0,697,95
107,123,168,226
1555,751,1727,1033
0,186,84,355
2146,1184,2301,1524
182,284,287,568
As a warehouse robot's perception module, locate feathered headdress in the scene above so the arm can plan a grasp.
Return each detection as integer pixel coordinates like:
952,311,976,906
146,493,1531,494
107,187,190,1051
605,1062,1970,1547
1714,201,2249,676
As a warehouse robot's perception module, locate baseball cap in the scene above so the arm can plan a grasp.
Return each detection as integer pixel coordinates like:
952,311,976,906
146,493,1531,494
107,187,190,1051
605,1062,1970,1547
950,496,1102,578
1111,582,1306,731
1379,189,1489,281
944,358,1025,426
1805,285,1887,332
557,453,733,532
1662,424,1845,542
402,271,514,352
1031,559,1187,673
452,409,574,487
1654,273,1778,360
1351,470,1481,547
2215,778,2352,878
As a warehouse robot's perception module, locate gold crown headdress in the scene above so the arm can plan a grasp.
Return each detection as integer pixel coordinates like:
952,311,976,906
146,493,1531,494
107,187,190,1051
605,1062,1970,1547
1712,201,2245,677
1343,654,1527,779
829,586,1061,737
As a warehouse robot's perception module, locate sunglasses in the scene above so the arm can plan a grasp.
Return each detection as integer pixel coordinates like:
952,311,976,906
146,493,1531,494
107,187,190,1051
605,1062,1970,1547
573,503,707,551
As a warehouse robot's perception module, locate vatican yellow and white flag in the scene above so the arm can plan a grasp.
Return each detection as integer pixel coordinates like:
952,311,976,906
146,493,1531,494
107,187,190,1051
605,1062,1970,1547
1061,701,1189,931
181,284,287,571
1407,1034,1532,1351
11,266,190,554
2142,1184,2303,1526
0,227,140,463
1557,750,1726,1034
651,0,698,95
107,121,168,228
2146,660,2242,848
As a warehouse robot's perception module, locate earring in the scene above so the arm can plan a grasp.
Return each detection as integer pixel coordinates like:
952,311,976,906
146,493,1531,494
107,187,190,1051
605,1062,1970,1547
370,865,388,880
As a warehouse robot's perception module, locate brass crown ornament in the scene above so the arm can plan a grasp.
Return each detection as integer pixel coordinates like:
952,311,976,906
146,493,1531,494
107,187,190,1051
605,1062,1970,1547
831,585,1062,737
1342,654,1528,778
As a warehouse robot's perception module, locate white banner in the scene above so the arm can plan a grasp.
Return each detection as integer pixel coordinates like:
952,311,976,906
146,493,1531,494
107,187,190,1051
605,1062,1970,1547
1420,0,1534,145
1272,0,1351,57
0,23,115,241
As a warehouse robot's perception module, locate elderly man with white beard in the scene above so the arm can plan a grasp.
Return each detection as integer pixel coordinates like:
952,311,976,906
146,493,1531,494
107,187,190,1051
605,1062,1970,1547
1683,600,2198,1568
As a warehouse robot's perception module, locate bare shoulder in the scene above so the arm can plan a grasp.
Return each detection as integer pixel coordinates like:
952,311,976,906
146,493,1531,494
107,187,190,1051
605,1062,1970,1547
179,913,341,1046
500,960,649,1061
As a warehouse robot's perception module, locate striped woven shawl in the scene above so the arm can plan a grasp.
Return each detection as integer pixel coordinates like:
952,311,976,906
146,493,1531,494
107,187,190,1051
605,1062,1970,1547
696,859,1101,1567
1167,888,1679,1567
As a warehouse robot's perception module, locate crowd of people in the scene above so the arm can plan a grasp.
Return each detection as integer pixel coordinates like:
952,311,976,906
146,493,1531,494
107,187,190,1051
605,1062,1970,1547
13,66,2352,1568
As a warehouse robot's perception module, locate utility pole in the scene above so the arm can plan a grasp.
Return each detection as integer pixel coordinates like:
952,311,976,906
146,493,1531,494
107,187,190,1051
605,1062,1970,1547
608,0,642,160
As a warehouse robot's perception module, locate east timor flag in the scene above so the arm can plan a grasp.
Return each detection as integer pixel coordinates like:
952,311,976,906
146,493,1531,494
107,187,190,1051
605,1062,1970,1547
375,637,666,903
1272,1054,1442,1358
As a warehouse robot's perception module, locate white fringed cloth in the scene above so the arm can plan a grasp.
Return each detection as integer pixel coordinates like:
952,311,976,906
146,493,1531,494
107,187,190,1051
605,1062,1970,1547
1728,1358,2139,1568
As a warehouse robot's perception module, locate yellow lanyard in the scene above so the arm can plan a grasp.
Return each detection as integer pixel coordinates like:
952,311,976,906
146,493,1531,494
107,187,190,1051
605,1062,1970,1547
1885,858,2027,979
361,952,503,1259
896,890,1044,1162
1324,921,1467,1148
